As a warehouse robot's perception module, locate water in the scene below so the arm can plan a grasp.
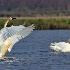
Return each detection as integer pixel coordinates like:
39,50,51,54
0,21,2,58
1,30,70,70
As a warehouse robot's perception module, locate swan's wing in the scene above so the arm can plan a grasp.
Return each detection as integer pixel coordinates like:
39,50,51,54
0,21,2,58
1,25,25,42
0,24,34,57
8,24,34,52
0,25,25,53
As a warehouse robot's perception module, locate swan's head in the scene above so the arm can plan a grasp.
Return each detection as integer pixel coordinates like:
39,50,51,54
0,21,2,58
9,17,16,20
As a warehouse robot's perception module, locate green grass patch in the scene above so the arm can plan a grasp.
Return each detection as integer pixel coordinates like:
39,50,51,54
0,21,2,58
0,17,70,30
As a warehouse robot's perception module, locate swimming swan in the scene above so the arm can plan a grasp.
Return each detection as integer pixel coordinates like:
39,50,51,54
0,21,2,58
0,17,34,57
49,39,70,52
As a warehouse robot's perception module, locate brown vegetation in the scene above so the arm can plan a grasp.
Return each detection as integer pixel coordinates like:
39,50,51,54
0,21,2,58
0,0,70,17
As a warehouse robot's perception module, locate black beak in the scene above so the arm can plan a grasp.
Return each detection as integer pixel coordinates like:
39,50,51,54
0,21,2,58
12,17,16,20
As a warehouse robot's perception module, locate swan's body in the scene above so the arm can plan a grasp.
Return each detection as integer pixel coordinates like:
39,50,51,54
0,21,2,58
49,42,70,52
0,17,34,57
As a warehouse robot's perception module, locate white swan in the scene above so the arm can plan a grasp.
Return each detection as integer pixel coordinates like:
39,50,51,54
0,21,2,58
49,40,70,52
0,17,34,57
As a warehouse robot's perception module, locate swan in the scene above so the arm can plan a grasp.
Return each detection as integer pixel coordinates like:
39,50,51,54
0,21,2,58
49,39,70,52
0,17,34,57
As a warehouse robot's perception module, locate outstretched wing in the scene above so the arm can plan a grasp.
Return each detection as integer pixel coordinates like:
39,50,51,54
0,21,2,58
0,24,34,57
8,24,34,52
0,25,25,43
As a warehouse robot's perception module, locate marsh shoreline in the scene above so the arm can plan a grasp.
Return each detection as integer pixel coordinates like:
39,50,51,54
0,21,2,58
0,16,70,30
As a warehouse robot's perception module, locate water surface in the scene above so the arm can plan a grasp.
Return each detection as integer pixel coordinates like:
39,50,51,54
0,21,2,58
1,30,70,70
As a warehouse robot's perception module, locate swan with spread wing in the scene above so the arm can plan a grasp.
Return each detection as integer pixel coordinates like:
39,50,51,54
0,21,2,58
0,17,34,57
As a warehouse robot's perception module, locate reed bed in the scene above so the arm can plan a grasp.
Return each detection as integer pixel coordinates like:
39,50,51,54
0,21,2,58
0,17,70,30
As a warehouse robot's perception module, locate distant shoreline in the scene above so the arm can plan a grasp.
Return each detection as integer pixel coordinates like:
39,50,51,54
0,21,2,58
0,16,70,30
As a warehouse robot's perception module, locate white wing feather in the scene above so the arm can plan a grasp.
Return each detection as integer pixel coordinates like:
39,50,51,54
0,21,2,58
0,25,25,45
0,24,34,54
8,24,34,52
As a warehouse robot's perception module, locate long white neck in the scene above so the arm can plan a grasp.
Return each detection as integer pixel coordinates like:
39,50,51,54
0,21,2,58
4,19,10,28
4,17,12,28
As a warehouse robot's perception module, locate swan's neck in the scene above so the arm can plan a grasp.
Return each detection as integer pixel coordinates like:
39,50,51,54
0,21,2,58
4,19,10,28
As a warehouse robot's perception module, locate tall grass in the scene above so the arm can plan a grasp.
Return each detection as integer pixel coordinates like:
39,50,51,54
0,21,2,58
0,17,70,30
